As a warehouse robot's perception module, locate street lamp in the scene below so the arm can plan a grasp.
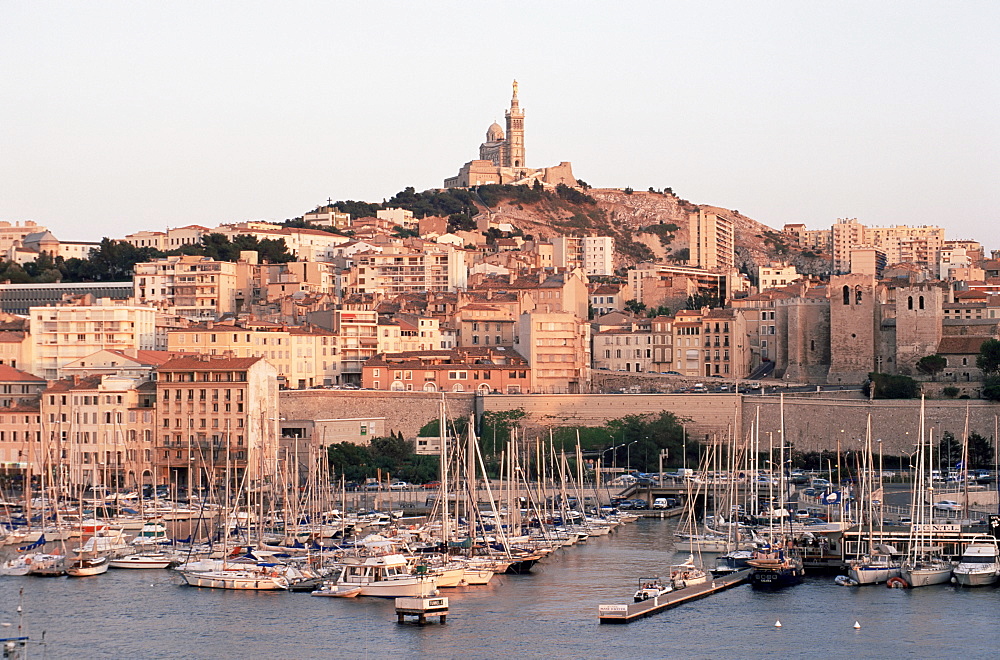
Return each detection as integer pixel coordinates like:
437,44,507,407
626,440,639,473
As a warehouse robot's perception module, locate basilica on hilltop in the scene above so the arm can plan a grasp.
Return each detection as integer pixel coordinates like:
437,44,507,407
444,81,576,189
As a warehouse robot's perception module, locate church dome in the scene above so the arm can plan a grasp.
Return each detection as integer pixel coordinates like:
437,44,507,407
486,122,504,142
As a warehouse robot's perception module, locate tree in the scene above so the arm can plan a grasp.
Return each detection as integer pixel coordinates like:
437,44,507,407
865,372,919,399
916,354,947,379
624,299,647,315
976,339,1000,374
942,386,960,398
981,375,1000,401
968,431,995,469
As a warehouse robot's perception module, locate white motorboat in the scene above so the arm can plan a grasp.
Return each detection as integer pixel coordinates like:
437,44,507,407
66,555,110,577
0,553,40,576
633,578,671,602
109,553,173,569
336,553,438,598
27,553,67,577
180,568,289,590
310,582,362,598
952,540,1000,587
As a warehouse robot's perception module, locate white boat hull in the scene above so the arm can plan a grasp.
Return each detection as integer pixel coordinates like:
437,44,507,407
847,564,901,585
338,575,438,598
109,554,173,569
67,557,110,577
901,565,952,588
953,567,1000,587
180,570,289,590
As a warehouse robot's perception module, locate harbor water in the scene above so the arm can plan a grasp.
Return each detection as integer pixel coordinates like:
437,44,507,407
1,518,997,659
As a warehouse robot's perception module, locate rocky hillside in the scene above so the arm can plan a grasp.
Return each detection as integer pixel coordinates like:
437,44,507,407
472,186,831,276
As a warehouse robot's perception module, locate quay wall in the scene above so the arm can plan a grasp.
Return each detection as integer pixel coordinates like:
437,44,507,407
279,390,475,439
282,390,1000,456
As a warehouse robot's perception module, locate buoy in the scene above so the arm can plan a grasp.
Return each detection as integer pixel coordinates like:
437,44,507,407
774,620,782,628
853,621,861,629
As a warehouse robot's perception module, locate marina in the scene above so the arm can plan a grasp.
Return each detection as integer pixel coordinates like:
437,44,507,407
2,517,999,659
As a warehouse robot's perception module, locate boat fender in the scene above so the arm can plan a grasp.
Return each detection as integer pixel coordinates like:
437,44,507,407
886,577,909,589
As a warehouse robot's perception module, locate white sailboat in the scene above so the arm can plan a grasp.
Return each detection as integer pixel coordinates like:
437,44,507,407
900,396,953,588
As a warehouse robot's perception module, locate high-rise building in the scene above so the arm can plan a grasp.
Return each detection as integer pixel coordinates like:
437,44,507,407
688,210,734,271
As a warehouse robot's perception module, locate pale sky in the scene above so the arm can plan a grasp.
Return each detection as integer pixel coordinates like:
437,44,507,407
2,1,998,248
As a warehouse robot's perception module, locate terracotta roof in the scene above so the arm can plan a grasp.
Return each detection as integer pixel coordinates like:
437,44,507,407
102,349,176,366
0,364,45,382
937,336,992,355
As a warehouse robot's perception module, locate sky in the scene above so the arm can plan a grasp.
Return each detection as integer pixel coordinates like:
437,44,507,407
2,1,998,248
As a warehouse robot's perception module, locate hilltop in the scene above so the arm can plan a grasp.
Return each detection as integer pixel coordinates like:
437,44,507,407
329,184,832,277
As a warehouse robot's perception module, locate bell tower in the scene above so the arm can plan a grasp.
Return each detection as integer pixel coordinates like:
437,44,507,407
504,79,525,169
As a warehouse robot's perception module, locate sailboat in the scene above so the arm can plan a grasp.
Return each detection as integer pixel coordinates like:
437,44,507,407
899,396,954,588
846,413,901,585
748,394,804,589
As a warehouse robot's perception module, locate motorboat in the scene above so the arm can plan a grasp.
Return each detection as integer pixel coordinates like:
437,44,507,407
66,555,110,577
633,578,671,602
336,553,438,598
27,554,67,577
952,540,1000,587
310,583,363,598
0,553,39,576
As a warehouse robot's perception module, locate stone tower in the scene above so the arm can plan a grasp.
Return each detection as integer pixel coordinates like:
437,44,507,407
504,80,525,169
827,274,880,384
893,282,946,375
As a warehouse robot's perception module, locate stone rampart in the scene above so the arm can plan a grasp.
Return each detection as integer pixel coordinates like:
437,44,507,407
280,390,475,439
281,390,1000,456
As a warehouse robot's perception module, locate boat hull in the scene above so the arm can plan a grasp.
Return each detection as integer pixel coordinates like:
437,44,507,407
108,555,173,569
750,566,804,589
900,565,952,588
953,568,999,587
67,557,110,577
847,564,901,585
180,570,289,590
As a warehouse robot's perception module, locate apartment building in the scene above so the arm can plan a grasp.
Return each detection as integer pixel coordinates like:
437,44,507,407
29,298,158,379
514,311,591,393
166,320,338,389
362,346,530,394
133,255,244,319
688,210,734,271
154,355,278,488
353,245,468,295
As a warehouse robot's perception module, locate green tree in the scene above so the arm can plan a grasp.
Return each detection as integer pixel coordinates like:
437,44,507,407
624,299,646,315
981,375,1000,401
865,372,919,399
977,339,1000,374
942,386,960,398
968,431,995,469
916,354,947,379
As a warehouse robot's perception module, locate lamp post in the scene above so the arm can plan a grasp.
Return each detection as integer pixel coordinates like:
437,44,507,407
626,440,639,473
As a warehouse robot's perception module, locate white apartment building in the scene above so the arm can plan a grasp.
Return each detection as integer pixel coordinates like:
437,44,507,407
352,245,468,295
688,210,735,271
514,311,591,393
757,263,800,291
376,207,417,228
552,236,614,275
29,299,158,379
133,255,241,319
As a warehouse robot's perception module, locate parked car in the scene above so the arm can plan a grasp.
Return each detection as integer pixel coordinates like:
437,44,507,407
421,481,441,490
934,500,960,511
628,498,649,510
652,497,669,509
389,481,410,490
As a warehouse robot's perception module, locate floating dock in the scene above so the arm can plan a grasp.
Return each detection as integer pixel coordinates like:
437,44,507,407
598,569,751,624
395,596,448,624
